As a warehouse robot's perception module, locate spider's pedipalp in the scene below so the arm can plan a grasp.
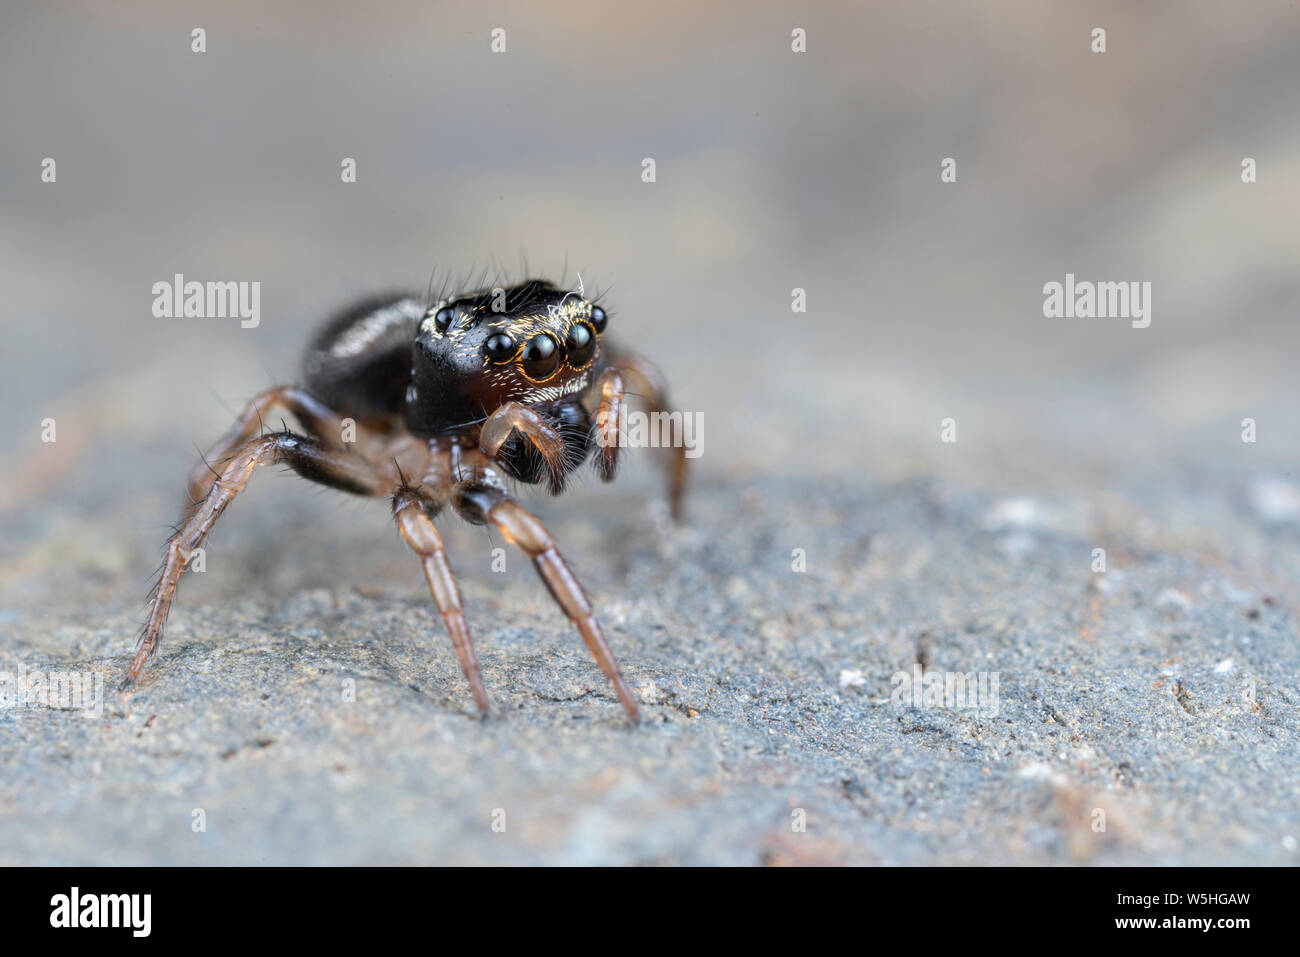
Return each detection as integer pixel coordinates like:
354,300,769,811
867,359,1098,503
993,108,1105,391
586,353,688,520
478,402,568,493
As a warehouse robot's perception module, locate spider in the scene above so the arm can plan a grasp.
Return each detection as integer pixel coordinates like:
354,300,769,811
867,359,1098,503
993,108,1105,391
123,278,688,722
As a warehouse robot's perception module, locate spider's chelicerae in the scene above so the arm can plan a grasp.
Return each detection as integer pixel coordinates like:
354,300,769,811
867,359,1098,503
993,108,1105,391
125,278,688,721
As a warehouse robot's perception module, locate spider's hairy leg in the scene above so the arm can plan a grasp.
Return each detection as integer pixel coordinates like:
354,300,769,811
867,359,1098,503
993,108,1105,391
391,483,491,716
187,386,352,505
478,401,568,494
588,356,688,520
451,473,641,722
124,431,390,689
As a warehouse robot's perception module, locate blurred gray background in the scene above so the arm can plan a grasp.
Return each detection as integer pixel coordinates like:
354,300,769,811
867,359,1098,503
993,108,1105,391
1,1,1297,865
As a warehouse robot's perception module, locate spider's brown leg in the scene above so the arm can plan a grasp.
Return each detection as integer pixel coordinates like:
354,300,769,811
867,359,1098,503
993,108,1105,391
589,356,689,520
187,386,352,505
451,477,641,722
391,484,491,716
124,431,389,689
478,401,568,494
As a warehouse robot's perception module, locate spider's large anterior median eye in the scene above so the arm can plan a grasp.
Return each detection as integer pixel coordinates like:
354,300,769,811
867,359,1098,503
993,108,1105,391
565,321,597,368
589,305,608,333
484,333,515,363
520,334,561,380
433,306,455,332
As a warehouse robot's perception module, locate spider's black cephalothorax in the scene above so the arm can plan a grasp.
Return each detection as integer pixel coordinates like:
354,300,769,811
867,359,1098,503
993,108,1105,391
126,278,688,722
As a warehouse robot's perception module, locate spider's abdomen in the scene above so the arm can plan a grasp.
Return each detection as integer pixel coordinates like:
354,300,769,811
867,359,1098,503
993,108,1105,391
302,295,422,423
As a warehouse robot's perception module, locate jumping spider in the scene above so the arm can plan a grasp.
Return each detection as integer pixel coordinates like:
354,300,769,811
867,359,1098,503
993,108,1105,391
124,278,688,721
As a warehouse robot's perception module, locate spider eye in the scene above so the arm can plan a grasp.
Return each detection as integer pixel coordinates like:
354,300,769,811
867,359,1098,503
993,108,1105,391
565,322,596,368
483,333,515,363
433,306,455,332
589,305,608,333
520,334,561,380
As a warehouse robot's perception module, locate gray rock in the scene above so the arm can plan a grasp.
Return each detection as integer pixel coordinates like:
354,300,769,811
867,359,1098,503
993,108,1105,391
2,476,1297,865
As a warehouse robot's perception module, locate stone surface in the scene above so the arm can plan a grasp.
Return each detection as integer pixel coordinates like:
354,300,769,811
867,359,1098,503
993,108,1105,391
1,472,1297,865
